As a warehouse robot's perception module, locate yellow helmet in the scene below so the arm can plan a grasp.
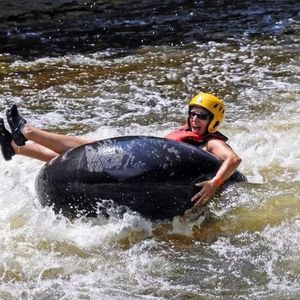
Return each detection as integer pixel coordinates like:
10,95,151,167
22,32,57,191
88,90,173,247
188,92,225,133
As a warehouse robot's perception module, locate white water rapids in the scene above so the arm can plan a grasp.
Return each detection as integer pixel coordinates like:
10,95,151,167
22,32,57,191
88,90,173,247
0,1,299,298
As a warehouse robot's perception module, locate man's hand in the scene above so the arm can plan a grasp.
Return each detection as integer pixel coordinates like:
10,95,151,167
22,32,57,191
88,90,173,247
191,178,221,206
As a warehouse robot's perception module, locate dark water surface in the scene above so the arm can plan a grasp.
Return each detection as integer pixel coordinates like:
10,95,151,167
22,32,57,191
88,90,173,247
0,1,300,299
0,0,299,58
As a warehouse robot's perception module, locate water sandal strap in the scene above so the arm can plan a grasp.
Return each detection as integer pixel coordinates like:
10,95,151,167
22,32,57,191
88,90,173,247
0,118,15,161
6,104,28,146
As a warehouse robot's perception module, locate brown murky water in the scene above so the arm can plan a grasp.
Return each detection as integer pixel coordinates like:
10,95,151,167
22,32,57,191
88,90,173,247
0,1,299,299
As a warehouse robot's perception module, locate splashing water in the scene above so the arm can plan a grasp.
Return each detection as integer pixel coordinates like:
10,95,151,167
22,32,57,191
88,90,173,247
0,1,300,298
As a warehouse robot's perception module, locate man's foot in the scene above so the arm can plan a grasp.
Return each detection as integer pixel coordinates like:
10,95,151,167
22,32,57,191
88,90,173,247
6,104,28,146
0,118,15,161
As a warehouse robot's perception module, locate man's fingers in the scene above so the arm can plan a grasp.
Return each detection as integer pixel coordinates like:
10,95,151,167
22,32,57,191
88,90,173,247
191,191,206,203
191,193,200,202
195,197,207,207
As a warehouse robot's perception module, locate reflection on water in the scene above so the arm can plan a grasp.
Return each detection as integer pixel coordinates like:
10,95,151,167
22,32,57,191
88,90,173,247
0,0,299,58
0,0,300,299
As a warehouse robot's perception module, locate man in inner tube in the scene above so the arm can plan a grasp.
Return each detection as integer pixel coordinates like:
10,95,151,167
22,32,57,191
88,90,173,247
0,92,241,207
165,93,241,206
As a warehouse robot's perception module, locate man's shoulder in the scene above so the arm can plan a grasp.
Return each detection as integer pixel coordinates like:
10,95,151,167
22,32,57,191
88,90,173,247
205,131,228,142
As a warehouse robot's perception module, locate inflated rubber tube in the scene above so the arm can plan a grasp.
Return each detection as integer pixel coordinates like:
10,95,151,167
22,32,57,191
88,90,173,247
35,136,246,220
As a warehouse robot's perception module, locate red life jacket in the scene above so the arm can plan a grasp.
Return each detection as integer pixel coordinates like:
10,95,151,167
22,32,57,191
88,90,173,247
164,125,228,146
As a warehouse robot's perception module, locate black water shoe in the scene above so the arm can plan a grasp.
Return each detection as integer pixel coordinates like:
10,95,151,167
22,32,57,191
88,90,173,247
0,118,15,161
6,104,28,146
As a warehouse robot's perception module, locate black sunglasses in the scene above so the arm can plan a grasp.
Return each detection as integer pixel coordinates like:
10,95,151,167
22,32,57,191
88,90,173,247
189,111,210,120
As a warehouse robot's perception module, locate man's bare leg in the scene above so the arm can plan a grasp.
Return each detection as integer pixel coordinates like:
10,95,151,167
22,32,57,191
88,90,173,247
2,105,95,162
12,141,59,162
21,124,95,154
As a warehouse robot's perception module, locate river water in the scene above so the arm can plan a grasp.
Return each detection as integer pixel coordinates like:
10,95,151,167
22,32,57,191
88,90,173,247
0,1,299,299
